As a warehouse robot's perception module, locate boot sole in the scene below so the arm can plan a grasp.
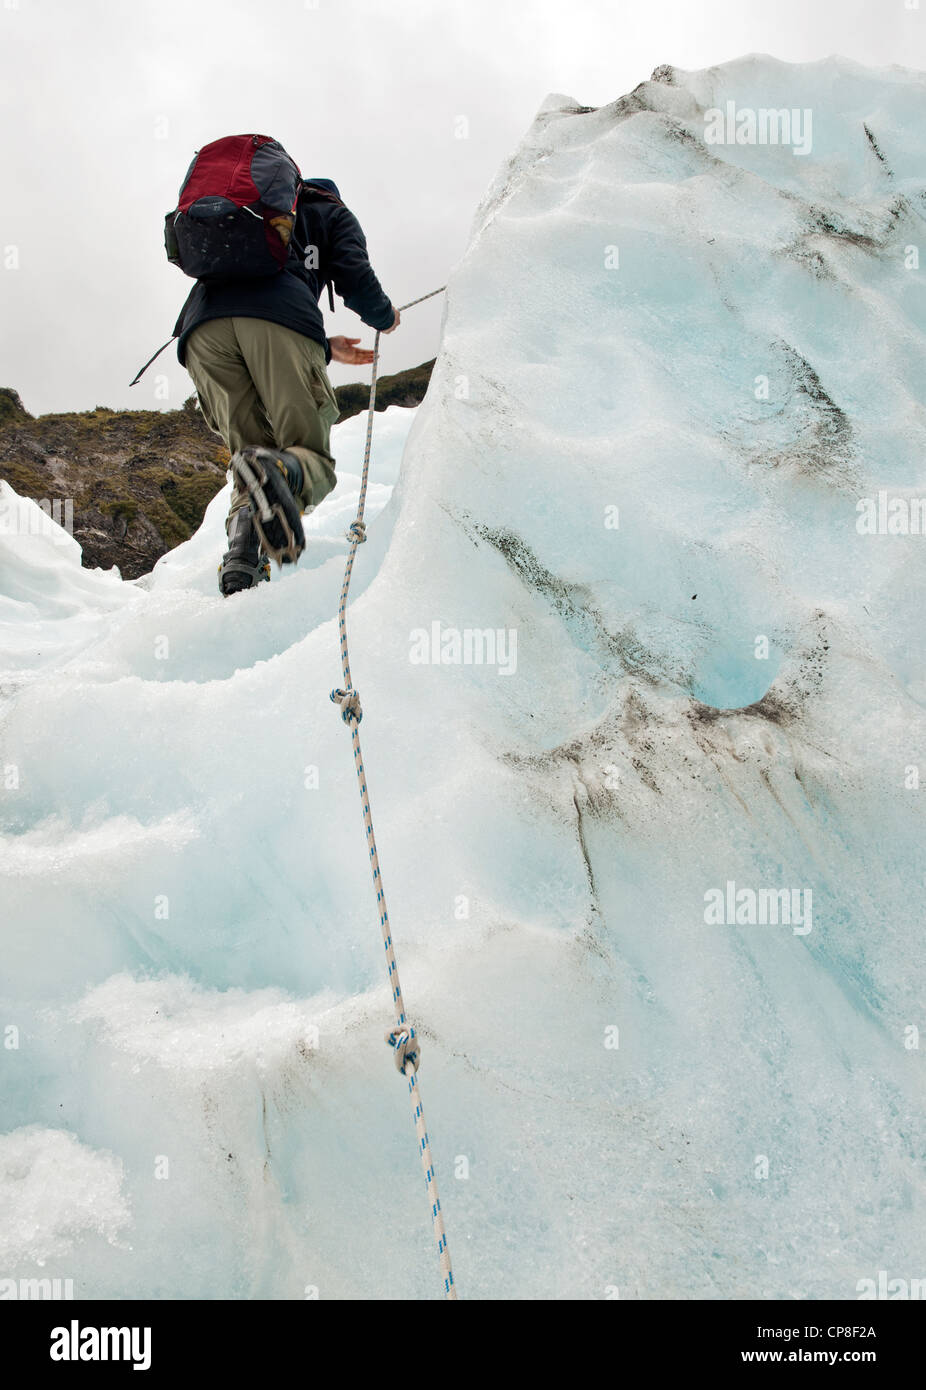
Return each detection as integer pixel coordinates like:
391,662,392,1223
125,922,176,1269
231,450,306,567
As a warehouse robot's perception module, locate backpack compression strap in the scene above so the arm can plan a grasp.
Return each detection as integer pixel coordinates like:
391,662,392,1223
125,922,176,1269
129,335,177,387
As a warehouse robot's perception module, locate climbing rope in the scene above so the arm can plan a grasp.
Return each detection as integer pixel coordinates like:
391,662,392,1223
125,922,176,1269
328,285,459,1300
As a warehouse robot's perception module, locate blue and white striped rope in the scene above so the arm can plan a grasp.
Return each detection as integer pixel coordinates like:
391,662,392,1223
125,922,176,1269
329,285,457,1300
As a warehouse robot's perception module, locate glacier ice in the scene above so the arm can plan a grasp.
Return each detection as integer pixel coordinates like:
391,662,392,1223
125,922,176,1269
1,54,925,1300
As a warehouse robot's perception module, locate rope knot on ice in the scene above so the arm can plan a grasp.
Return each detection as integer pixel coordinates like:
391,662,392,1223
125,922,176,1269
385,1023,420,1074
329,687,363,726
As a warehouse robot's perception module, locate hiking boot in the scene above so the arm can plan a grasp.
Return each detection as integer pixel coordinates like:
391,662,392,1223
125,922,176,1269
230,445,307,567
218,505,271,596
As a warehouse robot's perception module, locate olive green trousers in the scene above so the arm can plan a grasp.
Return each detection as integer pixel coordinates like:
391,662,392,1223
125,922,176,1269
185,316,340,519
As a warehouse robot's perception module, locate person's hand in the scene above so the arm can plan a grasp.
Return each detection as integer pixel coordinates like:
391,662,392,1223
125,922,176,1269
382,308,401,334
328,335,375,365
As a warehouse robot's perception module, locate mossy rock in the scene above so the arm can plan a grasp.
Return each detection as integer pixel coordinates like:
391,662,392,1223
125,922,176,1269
334,358,435,421
158,469,225,530
0,388,32,427
100,499,140,526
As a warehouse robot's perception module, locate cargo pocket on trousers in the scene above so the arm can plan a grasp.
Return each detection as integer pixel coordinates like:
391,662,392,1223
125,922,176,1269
309,364,340,428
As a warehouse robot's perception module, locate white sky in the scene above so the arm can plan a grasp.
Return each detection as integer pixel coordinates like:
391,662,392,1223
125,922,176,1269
1,0,924,415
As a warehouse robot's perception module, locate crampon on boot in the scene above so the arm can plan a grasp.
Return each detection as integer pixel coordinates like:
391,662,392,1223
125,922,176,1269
218,506,271,596
230,446,306,567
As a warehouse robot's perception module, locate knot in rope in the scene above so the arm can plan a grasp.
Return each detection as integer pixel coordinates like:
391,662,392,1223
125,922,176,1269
385,1023,421,1075
330,687,363,726
347,519,367,544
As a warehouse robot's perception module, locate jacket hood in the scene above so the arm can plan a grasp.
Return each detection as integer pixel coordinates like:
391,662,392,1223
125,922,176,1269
303,178,341,199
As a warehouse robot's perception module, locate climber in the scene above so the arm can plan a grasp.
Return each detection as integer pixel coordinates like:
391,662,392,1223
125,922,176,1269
167,138,400,595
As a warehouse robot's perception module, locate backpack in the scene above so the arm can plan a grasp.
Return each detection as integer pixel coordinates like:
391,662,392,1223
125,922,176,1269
130,155,343,387
164,134,302,280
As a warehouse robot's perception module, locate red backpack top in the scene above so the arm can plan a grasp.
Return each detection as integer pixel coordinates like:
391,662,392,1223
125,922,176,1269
165,134,303,280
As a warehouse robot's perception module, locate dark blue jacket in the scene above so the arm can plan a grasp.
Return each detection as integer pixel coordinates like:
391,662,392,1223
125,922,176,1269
172,179,395,367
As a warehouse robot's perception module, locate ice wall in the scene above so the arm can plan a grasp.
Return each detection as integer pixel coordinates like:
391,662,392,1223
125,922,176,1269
2,54,925,1300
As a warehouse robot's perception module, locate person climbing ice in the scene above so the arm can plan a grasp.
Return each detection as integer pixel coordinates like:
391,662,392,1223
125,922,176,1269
159,134,400,595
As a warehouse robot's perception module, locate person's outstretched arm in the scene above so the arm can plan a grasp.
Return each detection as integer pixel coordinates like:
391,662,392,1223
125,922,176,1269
325,203,400,362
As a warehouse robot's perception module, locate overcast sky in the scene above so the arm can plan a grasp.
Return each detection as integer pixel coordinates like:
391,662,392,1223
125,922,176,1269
2,0,924,416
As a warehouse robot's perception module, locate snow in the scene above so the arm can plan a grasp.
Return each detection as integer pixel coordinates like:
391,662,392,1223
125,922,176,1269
0,1128,130,1269
2,54,926,1300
